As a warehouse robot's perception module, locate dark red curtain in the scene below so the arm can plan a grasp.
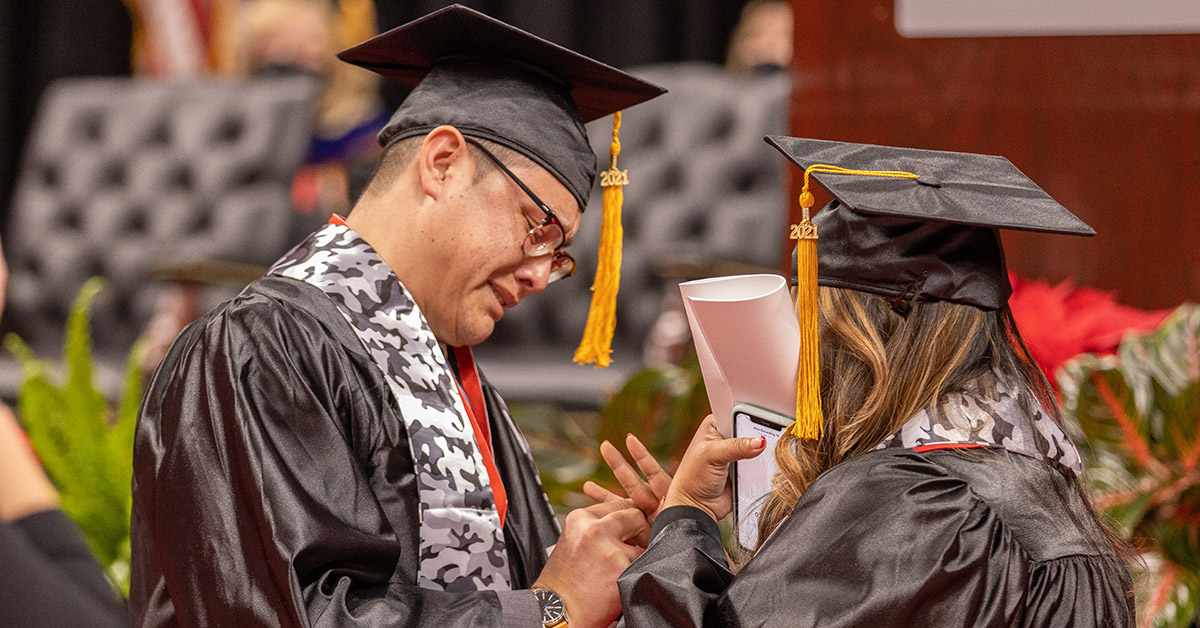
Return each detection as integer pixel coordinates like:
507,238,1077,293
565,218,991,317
784,0,1200,309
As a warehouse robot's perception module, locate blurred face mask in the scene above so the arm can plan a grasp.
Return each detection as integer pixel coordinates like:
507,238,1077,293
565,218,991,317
252,63,325,80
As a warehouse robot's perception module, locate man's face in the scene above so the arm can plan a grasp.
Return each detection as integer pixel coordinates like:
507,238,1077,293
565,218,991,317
412,155,580,348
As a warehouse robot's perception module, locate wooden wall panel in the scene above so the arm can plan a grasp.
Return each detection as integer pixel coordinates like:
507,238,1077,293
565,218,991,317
785,0,1200,309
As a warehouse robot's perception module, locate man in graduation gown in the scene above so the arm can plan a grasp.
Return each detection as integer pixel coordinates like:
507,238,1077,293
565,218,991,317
130,6,664,628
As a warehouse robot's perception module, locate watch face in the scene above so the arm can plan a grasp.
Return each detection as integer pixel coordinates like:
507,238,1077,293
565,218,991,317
533,588,566,624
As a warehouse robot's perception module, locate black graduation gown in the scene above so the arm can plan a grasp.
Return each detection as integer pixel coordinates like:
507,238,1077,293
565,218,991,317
619,448,1135,628
0,510,129,627
131,276,560,627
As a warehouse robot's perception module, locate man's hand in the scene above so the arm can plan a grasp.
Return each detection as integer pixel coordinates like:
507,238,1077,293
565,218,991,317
532,498,647,628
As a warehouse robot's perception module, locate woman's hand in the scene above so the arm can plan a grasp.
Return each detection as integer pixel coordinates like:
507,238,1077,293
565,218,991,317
0,403,59,522
0,237,59,522
663,415,766,522
584,433,672,525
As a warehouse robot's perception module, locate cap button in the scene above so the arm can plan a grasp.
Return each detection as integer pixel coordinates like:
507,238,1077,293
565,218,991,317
916,175,942,187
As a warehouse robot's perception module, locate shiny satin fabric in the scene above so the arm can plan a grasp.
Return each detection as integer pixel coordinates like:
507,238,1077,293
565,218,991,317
131,277,559,627
377,58,597,210
767,136,1096,311
339,6,667,212
0,510,129,627
815,202,1011,310
618,449,1134,628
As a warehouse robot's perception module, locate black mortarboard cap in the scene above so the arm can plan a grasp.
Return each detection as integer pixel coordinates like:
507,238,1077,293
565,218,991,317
337,4,666,210
767,136,1095,311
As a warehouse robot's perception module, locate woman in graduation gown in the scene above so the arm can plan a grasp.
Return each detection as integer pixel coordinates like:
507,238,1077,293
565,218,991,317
609,138,1136,627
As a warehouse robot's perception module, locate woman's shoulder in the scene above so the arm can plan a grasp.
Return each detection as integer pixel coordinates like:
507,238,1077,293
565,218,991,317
805,447,1116,562
742,449,1133,627
810,446,1066,502
794,448,984,528
805,447,971,496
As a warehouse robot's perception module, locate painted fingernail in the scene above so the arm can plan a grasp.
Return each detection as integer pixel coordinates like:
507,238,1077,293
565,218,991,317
754,436,766,448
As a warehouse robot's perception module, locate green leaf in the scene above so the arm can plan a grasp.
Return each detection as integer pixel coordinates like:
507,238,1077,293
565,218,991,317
1138,564,1200,628
108,338,147,528
597,367,671,452
1059,302,1200,626
1153,379,1200,462
1069,363,1157,473
4,279,144,595
1101,488,1155,534
1122,306,1200,402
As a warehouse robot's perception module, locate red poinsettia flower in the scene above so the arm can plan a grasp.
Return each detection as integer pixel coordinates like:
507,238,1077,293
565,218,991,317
1007,273,1173,385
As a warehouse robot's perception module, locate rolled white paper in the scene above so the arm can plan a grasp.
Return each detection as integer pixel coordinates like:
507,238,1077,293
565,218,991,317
679,274,800,436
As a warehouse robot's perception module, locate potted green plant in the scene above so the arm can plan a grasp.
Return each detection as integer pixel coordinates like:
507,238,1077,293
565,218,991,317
5,278,145,594
1059,303,1200,628
514,352,710,515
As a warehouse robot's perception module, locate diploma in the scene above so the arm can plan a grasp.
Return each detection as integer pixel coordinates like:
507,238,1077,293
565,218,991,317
679,274,799,436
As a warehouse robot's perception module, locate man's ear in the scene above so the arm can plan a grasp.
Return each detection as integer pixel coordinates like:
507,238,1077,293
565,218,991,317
417,125,472,201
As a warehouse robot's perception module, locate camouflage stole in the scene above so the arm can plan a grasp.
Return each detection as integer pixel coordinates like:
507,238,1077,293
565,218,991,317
269,223,510,591
874,377,1083,478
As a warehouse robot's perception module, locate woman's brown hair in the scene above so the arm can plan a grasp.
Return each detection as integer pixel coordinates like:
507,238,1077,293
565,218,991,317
753,286,1121,556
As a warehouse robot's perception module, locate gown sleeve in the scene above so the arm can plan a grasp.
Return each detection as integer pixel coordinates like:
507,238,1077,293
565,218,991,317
0,510,128,628
619,450,1031,628
131,286,538,628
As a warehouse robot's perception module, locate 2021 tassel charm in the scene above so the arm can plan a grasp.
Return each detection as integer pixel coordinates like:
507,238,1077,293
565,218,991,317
790,188,823,440
574,112,627,367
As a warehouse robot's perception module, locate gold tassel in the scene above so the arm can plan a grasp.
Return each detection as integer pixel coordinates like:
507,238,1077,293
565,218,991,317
336,0,379,46
787,164,920,439
790,188,823,440
574,112,628,367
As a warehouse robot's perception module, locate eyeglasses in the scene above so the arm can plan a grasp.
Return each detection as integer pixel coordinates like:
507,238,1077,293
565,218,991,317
465,138,577,283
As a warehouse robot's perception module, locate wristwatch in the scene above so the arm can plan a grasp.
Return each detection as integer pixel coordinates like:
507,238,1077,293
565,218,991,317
532,587,568,627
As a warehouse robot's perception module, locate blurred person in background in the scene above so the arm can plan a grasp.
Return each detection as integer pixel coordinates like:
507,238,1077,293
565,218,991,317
725,0,793,76
235,0,388,230
138,0,389,376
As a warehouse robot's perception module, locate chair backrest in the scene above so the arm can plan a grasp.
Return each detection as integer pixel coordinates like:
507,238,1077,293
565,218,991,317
3,76,318,361
484,63,789,359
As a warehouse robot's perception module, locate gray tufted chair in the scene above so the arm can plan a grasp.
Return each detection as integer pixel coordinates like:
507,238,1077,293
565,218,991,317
475,63,789,408
0,76,318,398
